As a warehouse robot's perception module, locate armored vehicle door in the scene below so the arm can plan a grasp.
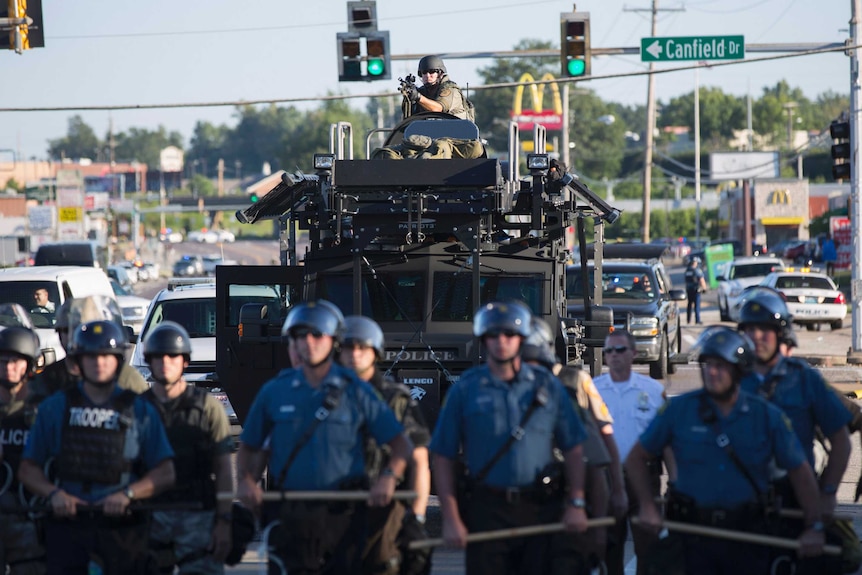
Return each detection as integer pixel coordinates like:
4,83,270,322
215,264,305,423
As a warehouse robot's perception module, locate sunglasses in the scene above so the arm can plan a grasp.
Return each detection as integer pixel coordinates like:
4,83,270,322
605,346,630,354
485,330,520,339
419,69,442,75
291,328,324,339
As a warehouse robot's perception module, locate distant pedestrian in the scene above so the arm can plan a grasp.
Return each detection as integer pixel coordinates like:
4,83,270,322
684,257,707,325
821,234,837,276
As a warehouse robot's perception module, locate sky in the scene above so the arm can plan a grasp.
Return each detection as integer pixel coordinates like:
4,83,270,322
0,0,851,165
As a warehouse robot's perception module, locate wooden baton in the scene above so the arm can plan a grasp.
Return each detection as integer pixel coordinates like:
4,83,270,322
216,490,417,502
408,516,616,550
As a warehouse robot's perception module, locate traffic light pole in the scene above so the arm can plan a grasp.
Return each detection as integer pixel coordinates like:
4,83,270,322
851,0,862,356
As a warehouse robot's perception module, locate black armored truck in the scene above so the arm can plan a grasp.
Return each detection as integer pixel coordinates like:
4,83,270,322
214,112,619,427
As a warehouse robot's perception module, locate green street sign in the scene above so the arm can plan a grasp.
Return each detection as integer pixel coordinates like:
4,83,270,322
640,35,744,62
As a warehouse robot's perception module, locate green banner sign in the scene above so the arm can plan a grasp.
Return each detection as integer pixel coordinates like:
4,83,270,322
641,35,744,62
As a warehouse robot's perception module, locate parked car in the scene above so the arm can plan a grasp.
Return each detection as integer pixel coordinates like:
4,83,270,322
716,256,785,322
172,255,205,277
567,243,686,379
106,265,133,290
759,269,847,331
202,255,239,276
34,241,104,268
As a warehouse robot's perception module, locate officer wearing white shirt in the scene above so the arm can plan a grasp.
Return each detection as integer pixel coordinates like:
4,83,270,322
593,330,674,575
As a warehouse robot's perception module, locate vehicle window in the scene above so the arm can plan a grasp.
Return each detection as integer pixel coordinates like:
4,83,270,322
654,268,669,294
316,273,425,322
110,281,130,297
227,284,285,326
775,276,834,290
431,272,544,321
732,263,782,279
143,298,217,338
0,281,62,328
567,269,658,302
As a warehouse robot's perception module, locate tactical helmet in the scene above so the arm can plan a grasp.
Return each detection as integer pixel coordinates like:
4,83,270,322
0,326,41,371
418,55,447,75
694,326,755,374
281,300,345,341
473,301,532,339
521,316,558,368
68,320,128,358
343,315,385,358
691,256,701,265
737,287,793,337
143,321,192,362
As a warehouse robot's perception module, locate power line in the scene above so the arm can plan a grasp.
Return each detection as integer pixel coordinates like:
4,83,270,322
0,43,852,113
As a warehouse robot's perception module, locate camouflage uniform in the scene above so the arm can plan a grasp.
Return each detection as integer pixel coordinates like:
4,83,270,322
0,397,46,575
415,74,469,120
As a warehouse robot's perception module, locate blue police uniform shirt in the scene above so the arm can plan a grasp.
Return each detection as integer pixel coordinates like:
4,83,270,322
429,362,587,489
22,383,175,503
639,389,806,508
740,356,851,467
241,363,404,490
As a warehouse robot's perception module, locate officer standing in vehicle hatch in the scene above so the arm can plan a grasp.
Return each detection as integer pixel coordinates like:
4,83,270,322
0,325,47,575
430,301,589,575
18,320,175,574
402,55,472,121
236,300,413,575
141,321,234,574
339,315,432,575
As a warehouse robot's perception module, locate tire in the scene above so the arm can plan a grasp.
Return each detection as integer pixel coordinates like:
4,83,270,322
805,324,816,332
649,333,669,380
719,296,730,322
831,319,843,330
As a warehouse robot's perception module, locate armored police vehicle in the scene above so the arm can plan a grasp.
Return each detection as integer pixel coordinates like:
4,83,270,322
214,112,618,426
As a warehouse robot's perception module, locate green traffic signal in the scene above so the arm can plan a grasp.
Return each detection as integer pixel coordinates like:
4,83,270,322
250,193,259,203
567,59,586,76
367,58,385,76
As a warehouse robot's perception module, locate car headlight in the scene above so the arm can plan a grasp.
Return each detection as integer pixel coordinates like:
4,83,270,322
123,306,146,317
629,317,659,337
729,286,743,298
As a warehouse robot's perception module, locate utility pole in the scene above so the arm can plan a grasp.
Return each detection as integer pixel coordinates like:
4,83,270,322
850,0,862,356
625,0,685,243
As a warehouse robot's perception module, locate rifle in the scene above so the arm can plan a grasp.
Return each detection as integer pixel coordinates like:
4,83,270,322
398,74,417,119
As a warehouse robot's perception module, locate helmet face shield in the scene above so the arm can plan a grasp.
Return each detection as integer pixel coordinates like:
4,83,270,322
66,296,125,343
737,286,792,338
343,316,384,358
473,301,532,339
68,320,128,358
691,326,755,374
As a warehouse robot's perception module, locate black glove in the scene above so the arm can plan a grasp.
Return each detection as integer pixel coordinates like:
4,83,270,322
549,158,568,181
405,85,421,103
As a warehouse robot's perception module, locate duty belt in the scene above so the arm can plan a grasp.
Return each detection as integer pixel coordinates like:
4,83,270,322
685,505,764,529
477,484,548,504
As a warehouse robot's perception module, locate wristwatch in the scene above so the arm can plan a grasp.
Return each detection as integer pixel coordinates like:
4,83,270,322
124,486,136,501
567,497,587,509
380,467,404,482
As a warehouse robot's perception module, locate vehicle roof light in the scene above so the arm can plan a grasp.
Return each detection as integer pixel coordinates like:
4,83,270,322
526,154,549,170
313,154,336,170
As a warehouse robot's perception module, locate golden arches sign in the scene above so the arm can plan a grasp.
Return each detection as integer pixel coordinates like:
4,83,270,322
511,73,564,131
767,189,791,205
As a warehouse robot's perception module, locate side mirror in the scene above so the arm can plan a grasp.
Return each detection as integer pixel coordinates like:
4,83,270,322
239,303,269,342
123,325,135,341
37,347,57,372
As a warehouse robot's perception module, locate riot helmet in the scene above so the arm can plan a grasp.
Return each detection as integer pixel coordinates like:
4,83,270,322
521,316,559,368
737,286,793,337
473,301,532,339
0,326,41,379
143,321,192,362
343,315,385,359
692,326,755,375
68,320,129,359
281,300,345,341
418,55,447,75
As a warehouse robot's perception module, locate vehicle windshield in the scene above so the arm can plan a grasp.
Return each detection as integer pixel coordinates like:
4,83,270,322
732,263,783,279
567,269,658,302
110,280,130,297
774,275,834,290
143,298,217,338
0,281,61,328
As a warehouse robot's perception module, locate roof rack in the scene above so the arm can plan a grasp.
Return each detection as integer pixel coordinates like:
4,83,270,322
167,277,215,291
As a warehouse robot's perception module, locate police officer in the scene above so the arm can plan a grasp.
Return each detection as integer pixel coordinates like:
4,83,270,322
430,301,589,575
684,256,707,325
18,320,176,574
339,315,432,575
520,316,625,571
142,321,234,574
0,326,47,575
236,300,413,575
32,297,149,401
626,327,824,574
403,55,473,121
737,288,851,518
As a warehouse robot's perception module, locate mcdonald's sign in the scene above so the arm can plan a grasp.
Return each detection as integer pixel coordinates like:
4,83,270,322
510,73,564,131
767,189,791,205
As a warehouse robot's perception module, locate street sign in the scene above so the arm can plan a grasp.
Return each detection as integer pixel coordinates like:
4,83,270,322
641,35,744,62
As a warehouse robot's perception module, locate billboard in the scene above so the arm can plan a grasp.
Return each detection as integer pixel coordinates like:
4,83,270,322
710,152,780,181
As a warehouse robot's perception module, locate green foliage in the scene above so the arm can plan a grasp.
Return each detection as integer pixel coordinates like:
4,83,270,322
47,115,101,160
189,174,216,197
606,207,719,241
113,126,184,169
660,87,746,144
4,177,21,192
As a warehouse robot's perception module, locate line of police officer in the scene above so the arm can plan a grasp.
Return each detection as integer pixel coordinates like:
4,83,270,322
0,297,238,575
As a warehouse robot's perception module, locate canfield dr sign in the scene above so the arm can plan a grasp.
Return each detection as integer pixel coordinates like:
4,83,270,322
641,35,744,62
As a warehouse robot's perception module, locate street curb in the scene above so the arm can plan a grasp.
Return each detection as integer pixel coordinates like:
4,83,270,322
798,355,849,367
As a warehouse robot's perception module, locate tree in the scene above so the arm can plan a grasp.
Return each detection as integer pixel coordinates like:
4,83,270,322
113,126,184,169
568,90,628,178
47,115,101,160
281,97,374,167
659,87,745,146
226,104,305,174
752,80,809,146
188,121,232,177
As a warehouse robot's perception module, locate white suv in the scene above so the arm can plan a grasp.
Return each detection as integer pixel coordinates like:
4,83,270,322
131,280,241,437
716,256,785,322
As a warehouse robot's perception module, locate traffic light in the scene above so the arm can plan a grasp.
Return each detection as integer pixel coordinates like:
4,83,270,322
560,12,591,78
336,31,390,81
0,0,45,52
347,1,377,33
250,193,259,203
831,120,851,181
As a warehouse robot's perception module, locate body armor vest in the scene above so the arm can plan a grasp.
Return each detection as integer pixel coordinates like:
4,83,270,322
57,387,136,490
0,399,37,488
145,386,215,506
364,372,412,481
